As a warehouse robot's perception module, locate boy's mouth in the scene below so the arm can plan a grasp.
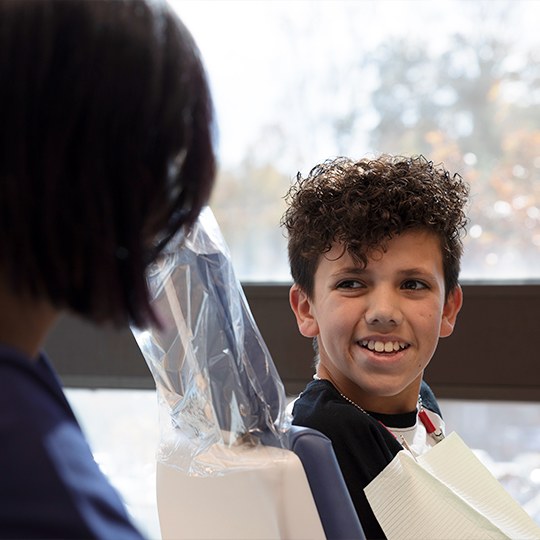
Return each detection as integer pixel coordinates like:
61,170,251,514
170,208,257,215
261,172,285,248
360,340,409,354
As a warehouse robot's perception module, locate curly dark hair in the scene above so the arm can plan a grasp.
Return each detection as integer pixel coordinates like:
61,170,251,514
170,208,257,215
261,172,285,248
281,154,469,298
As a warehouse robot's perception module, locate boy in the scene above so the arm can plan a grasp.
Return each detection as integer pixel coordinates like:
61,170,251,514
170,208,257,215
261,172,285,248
0,0,215,537
281,155,468,539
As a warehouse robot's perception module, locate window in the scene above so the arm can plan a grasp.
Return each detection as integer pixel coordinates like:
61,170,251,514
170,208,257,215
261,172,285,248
46,2,540,534
66,388,161,539
66,389,540,533
172,0,540,282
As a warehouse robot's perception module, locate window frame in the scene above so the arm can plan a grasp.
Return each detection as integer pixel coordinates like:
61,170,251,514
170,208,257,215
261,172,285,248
46,283,540,401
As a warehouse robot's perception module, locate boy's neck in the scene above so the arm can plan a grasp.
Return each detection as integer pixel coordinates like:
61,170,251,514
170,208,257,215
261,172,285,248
316,367,421,414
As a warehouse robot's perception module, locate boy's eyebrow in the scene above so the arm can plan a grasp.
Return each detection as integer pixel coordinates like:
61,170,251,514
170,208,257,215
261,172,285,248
331,266,438,279
396,267,438,278
331,266,367,277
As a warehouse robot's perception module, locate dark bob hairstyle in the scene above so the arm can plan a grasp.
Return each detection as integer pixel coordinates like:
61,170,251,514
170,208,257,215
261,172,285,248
0,0,216,327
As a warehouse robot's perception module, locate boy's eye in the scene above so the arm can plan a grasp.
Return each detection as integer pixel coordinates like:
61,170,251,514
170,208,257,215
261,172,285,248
401,279,428,290
337,279,363,289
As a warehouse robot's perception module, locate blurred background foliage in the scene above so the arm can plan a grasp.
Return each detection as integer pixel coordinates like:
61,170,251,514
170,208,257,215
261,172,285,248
192,0,540,282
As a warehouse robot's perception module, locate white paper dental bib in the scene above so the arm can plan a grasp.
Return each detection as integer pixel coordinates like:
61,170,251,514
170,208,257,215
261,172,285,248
365,432,540,540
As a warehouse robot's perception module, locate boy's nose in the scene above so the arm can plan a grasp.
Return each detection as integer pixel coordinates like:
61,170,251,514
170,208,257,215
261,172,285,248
364,290,402,327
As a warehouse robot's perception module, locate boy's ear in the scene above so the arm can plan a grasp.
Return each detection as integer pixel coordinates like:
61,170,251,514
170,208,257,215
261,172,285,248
440,284,463,338
289,284,319,338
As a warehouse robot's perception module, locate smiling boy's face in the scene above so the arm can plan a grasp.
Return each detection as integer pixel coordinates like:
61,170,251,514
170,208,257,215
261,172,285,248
289,228,463,414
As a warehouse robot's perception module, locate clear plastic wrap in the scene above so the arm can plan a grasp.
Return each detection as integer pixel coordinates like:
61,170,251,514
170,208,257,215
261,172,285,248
131,207,290,475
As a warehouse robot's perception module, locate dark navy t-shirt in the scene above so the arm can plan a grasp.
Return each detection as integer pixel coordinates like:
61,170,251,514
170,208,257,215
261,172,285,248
0,344,144,539
292,378,441,540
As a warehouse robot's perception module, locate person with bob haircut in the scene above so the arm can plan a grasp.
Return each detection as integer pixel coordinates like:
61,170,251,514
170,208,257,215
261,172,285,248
0,0,215,537
282,154,469,539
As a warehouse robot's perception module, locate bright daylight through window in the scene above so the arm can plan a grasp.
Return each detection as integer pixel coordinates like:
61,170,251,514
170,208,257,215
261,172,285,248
174,0,540,282
67,1,540,536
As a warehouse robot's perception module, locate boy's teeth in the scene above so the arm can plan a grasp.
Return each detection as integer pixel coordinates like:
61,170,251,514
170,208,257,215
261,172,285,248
362,340,405,353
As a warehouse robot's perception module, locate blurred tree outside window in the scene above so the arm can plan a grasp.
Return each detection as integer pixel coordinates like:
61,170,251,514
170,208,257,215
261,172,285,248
172,0,540,282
